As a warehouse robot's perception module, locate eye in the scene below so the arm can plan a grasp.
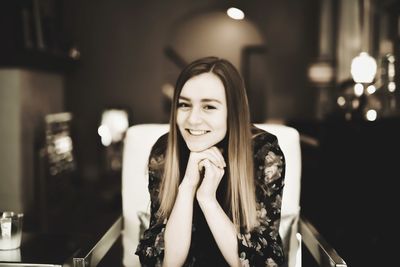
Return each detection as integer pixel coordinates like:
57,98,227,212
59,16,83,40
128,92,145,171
178,102,190,109
203,105,216,110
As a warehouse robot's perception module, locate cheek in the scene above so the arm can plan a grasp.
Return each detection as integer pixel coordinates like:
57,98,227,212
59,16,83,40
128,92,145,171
223,123,227,135
219,113,228,133
212,114,227,137
220,122,228,138
176,111,184,127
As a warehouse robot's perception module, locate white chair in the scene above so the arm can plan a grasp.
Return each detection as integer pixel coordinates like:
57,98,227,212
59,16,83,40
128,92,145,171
72,123,346,266
118,123,347,267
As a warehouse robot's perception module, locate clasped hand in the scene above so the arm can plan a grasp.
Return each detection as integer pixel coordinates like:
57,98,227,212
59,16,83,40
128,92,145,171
181,146,226,202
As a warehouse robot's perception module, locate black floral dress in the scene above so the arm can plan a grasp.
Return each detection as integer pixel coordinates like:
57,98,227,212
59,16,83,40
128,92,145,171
135,126,286,267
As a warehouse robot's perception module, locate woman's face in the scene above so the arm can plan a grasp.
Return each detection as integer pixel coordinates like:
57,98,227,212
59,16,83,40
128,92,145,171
176,72,228,152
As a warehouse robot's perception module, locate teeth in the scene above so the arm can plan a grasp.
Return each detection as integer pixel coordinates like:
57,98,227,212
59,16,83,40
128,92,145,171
188,129,207,136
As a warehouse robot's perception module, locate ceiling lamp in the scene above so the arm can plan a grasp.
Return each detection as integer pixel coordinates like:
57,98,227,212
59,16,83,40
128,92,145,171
227,7,244,20
98,109,129,146
350,0,377,84
308,61,334,84
351,52,377,83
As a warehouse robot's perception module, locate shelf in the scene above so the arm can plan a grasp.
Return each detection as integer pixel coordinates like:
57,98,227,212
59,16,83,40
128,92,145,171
0,49,79,73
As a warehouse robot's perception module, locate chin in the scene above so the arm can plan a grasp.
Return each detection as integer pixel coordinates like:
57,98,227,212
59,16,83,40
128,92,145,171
180,131,226,152
186,142,212,152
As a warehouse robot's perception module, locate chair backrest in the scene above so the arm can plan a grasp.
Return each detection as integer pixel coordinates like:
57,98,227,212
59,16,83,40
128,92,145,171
121,123,301,267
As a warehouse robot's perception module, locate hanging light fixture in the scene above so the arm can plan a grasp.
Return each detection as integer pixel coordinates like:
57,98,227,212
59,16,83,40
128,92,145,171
351,52,377,83
350,0,377,84
98,109,129,147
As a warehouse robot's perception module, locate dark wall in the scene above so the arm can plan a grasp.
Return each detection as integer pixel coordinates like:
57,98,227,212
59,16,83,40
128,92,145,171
62,0,319,180
301,118,400,267
243,0,320,120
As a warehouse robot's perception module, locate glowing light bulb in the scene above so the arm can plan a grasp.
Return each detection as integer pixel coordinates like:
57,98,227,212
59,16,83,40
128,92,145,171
366,85,376,94
354,83,364,96
227,7,244,20
366,109,377,121
388,82,396,92
337,96,346,106
351,52,377,83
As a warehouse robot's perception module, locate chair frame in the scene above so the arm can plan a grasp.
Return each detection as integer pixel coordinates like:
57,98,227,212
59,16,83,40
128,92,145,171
72,123,347,267
71,215,347,267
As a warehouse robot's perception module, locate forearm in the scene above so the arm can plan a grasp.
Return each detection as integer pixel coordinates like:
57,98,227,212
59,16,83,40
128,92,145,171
198,198,240,267
163,183,196,267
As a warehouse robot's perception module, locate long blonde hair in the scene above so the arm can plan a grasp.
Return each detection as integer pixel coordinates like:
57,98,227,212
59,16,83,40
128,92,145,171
157,57,257,232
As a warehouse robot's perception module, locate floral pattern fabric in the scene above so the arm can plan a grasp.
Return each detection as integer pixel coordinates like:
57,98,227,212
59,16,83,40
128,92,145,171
135,126,286,267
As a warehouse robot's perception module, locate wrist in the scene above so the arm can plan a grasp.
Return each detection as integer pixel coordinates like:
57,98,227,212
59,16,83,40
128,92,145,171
196,193,218,207
178,180,197,197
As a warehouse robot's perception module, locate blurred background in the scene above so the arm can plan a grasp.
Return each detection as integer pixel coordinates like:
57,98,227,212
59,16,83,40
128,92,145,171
1,0,399,266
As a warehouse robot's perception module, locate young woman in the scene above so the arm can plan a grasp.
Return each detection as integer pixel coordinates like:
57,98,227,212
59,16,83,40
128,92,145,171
135,57,286,267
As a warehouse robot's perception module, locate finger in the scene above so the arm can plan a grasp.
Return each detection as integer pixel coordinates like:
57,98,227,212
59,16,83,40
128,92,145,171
200,150,223,169
205,147,225,168
204,159,225,181
204,159,224,175
210,146,226,167
201,159,212,177
198,159,207,171
203,159,217,177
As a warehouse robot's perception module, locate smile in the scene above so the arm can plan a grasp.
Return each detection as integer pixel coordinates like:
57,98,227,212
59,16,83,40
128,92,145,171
187,129,209,136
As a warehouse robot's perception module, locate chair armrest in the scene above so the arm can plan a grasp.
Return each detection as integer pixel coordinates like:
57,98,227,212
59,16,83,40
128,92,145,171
299,215,347,267
73,216,123,267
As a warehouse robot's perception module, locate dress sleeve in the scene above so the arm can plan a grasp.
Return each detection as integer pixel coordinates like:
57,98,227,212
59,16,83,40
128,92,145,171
135,146,167,267
237,133,286,267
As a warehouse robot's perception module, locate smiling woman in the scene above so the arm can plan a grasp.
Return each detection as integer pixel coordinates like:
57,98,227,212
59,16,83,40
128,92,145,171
177,72,228,152
135,57,286,267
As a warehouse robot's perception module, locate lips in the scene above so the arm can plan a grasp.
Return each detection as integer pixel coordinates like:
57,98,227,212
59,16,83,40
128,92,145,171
186,129,209,136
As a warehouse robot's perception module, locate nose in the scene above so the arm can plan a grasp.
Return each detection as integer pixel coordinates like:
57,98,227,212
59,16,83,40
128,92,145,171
187,108,202,125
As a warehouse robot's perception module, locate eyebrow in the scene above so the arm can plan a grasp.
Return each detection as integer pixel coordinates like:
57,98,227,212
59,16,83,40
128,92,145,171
179,96,222,104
